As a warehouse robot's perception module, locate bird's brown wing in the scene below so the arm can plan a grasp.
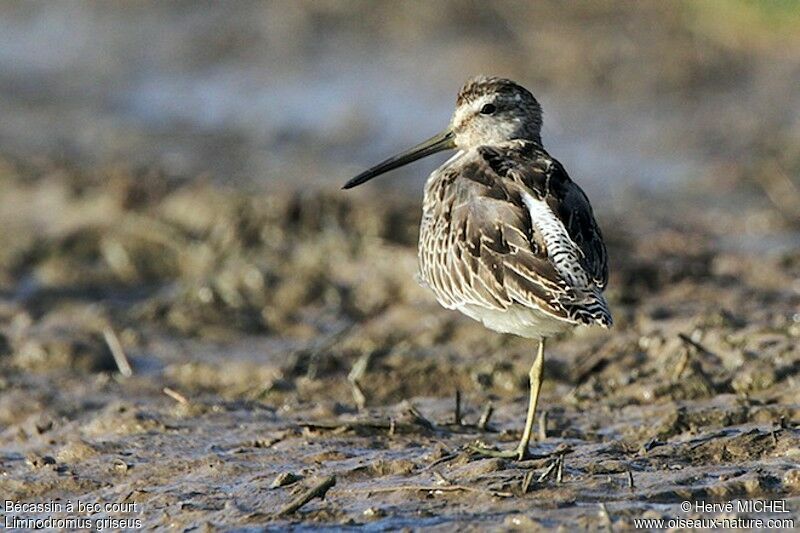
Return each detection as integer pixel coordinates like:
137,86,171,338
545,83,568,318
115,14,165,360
419,141,611,326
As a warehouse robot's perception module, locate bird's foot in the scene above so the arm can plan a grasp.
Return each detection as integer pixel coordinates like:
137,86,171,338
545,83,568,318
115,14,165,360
468,442,530,461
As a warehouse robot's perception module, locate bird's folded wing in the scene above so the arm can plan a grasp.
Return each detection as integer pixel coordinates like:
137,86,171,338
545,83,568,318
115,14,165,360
422,143,610,325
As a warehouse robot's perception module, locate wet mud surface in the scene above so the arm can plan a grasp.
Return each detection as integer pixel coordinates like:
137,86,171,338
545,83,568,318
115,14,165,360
0,161,798,530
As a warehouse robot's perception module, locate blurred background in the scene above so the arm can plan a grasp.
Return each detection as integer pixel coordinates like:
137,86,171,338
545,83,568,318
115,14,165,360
1,1,798,206
1,2,799,528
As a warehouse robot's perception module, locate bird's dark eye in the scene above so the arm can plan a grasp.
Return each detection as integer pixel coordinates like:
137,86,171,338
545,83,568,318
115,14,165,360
480,103,496,115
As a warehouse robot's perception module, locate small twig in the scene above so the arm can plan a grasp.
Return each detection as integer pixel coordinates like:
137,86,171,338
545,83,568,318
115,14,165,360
401,402,436,431
163,387,189,405
300,418,439,436
522,470,535,494
556,454,564,483
537,459,558,483
599,502,614,532
348,484,512,498
277,475,336,516
422,452,459,471
350,381,367,411
678,333,714,356
627,469,635,491
348,351,372,410
672,347,691,383
537,410,548,441
478,403,494,430
103,328,133,377
454,390,462,425
771,419,784,445
348,351,372,382
642,438,664,453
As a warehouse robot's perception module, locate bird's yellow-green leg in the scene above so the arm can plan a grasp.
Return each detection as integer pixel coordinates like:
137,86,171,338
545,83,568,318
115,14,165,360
471,339,545,460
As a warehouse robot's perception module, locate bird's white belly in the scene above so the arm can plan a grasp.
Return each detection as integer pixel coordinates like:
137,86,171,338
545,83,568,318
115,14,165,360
455,302,573,339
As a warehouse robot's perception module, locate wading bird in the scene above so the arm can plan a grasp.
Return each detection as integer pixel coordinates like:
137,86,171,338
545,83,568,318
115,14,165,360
343,76,612,459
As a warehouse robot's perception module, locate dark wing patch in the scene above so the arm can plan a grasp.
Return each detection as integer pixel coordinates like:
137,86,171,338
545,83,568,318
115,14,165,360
546,159,609,288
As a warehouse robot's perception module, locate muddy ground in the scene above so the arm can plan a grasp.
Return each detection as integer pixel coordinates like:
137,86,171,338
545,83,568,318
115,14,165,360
0,159,797,530
1,1,800,531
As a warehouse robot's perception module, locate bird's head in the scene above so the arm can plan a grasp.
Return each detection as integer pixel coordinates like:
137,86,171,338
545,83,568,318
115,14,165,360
343,76,542,189
450,76,543,148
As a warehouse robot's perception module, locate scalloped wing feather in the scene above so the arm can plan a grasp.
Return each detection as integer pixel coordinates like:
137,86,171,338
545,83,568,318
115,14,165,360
418,141,612,329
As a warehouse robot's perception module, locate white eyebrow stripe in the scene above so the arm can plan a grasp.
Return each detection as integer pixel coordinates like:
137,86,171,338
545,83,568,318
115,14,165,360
452,94,495,128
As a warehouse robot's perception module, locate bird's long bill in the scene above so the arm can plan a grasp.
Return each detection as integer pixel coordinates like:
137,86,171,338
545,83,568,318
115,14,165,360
342,129,455,189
